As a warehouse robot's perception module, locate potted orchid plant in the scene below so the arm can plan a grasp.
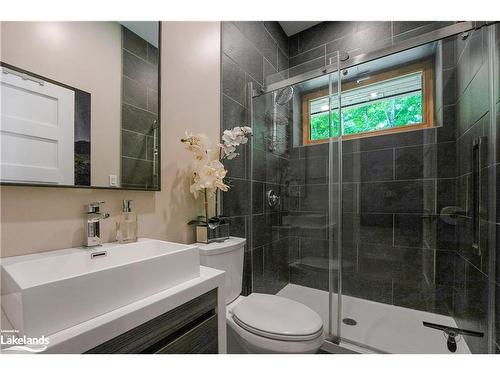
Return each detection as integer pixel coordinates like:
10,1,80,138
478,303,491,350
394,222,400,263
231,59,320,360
181,126,252,243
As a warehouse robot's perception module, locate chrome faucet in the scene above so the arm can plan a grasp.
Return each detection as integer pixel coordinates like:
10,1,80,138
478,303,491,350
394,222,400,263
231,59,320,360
85,201,110,247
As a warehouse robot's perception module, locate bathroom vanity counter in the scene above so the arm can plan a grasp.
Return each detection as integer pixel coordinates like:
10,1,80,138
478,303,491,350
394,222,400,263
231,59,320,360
2,266,225,354
1,240,226,354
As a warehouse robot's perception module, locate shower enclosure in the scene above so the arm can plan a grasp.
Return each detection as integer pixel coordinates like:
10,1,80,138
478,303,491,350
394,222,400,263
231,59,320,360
248,22,498,354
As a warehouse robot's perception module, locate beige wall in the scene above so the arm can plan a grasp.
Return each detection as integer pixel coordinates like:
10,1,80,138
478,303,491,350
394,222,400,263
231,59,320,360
0,21,122,186
0,21,221,258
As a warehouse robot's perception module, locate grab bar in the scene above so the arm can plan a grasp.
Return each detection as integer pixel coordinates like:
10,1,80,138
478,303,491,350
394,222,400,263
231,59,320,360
471,136,486,255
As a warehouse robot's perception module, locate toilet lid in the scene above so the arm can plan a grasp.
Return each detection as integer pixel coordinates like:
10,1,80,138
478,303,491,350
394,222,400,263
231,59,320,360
232,293,323,341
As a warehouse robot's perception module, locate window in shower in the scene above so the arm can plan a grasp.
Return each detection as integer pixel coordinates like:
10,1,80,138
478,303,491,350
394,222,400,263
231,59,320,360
302,60,434,144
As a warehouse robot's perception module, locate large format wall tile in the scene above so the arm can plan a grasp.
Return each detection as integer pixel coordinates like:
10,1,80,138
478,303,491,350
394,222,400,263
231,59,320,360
392,22,454,44
123,27,148,58
393,280,453,316
452,25,497,353
290,45,326,68
289,21,451,64
263,22,288,57
233,22,279,69
222,94,247,131
263,238,291,294
289,263,330,291
496,274,500,352
122,104,157,134
121,26,158,189
343,149,394,182
222,54,247,107
360,180,425,213
394,145,425,180
123,50,158,90
123,76,148,109
222,178,250,217
357,213,393,246
343,271,393,305
392,21,441,35
299,184,329,212
394,214,424,248
221,22,292,296
122,157,153,187
453,261,490,353
122,130,151,160
325,22,392,59
222,22,264,84
223,22,498,337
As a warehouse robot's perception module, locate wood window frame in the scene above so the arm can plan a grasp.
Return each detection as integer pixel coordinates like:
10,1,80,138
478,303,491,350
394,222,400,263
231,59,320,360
301,60,435,146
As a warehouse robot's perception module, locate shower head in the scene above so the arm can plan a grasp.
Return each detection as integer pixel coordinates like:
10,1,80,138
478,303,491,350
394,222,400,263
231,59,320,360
148,119,159,135
275,86,294,105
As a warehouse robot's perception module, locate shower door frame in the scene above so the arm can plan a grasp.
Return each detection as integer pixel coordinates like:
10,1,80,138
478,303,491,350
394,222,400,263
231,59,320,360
249,20,496,353
256,22,479,97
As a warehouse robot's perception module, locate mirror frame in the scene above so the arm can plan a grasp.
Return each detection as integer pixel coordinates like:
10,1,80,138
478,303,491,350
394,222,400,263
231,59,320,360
0,22,162,192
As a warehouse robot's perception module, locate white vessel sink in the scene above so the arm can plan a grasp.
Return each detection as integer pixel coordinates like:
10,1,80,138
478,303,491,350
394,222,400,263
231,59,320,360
1,239,200,337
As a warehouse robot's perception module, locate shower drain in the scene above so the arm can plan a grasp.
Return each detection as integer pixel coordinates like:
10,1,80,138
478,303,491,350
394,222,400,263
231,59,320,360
342,318,357,326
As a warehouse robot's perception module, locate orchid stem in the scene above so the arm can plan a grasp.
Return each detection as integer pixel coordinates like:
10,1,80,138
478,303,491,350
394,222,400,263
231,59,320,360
216,146,222,218
215,189,218,218
204,188,209,226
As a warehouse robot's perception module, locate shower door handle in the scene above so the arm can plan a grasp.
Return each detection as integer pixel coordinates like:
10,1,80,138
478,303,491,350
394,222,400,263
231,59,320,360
471,136,486,254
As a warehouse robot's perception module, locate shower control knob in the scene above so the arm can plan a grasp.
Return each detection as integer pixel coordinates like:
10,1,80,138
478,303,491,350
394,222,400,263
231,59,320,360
266,189,280,208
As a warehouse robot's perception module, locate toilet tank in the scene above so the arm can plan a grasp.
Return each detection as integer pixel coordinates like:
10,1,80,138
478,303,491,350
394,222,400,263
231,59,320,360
197,237,245,304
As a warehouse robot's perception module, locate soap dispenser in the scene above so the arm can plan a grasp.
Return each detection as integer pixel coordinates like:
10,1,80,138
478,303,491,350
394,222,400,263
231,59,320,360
116,199,137,243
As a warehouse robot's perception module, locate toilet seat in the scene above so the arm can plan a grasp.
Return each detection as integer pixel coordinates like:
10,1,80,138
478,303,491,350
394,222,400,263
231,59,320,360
231,293,323,342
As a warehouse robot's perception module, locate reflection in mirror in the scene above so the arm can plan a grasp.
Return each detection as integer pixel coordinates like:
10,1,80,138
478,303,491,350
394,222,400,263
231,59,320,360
0,21,160,190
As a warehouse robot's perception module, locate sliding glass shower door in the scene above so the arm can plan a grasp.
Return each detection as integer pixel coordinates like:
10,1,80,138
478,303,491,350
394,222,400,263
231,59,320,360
250,23,497,354
336,25,498,354
249,54,342,341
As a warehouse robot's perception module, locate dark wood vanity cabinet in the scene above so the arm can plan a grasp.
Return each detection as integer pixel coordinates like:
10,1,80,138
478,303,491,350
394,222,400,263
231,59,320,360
85,289,218,354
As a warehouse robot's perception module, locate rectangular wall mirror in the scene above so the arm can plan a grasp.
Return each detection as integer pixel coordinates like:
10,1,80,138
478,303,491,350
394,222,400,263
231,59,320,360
0,21,161,190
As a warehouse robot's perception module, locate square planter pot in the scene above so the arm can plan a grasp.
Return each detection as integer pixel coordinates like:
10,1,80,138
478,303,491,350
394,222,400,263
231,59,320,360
196,223,230,243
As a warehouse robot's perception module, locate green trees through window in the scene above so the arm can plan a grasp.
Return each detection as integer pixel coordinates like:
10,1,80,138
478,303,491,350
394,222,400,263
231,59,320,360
310,92,423,141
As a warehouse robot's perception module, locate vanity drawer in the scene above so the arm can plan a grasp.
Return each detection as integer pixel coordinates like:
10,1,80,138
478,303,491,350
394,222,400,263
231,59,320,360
155,314,218,354
85,289,217,354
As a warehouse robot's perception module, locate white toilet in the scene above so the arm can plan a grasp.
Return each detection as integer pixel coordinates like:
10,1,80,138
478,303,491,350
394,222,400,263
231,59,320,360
198,237,324,354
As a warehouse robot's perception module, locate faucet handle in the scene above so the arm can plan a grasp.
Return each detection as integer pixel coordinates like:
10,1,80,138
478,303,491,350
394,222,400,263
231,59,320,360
87,201,105,214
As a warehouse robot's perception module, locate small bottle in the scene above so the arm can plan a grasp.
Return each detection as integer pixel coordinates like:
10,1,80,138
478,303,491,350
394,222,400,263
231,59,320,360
116,199,137,243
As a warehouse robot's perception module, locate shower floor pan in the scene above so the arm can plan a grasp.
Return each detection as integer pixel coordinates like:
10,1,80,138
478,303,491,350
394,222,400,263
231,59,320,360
277,284,471,354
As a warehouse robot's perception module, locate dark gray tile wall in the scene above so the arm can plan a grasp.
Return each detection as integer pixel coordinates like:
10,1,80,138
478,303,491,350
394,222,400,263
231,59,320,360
121,26,159,189
289,129,459,312
287,21,455,78
222,22,498,353
290,24,499,353
221,22,290,295
287,141,332,291
495,22,500,356
286,25,498,349
284,23,460,320
452,26,498,354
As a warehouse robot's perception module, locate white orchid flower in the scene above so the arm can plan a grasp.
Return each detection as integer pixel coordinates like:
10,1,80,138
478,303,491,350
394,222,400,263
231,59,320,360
181,126,252,201
220,126,252,160
189,159,229,198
